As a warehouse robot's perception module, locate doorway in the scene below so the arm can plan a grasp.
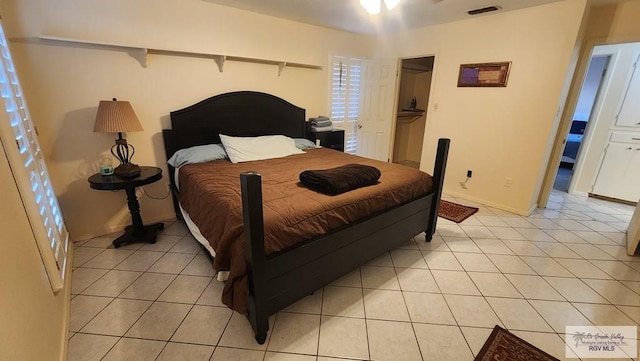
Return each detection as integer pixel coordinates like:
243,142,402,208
392,56,434,169
553,55,610,192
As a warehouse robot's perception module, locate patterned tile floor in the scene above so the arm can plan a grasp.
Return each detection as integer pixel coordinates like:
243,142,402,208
68,190,639,361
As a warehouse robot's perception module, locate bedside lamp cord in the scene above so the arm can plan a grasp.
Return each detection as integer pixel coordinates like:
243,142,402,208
140,185,171,200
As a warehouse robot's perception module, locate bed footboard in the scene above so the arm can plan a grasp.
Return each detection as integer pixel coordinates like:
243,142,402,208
240,138,450,344
240,172,269,344
425,138,450,241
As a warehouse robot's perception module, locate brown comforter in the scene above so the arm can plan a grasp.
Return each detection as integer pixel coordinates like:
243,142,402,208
178,148,433,313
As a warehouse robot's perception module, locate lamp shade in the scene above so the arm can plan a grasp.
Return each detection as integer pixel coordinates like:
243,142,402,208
93,99,144,133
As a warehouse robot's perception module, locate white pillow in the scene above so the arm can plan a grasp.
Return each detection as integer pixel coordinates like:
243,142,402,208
219,134,305,163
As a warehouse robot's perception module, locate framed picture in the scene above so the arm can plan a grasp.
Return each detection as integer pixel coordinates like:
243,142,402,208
457,62,511,87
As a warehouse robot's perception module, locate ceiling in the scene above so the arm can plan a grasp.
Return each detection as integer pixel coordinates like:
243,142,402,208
202,0,615,35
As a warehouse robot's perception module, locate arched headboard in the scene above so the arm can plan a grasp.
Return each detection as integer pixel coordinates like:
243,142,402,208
162,91,308,217
163,91,307,161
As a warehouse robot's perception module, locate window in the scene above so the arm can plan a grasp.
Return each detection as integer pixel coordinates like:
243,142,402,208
329,55,361,154
0,20,69,292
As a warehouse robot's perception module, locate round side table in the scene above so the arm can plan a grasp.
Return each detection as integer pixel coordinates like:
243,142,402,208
88,166,165,248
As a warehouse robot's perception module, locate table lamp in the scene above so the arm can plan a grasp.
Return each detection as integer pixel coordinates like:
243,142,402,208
93,98,144,177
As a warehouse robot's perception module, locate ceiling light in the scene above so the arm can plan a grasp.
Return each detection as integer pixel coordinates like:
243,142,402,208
360,0,400,15
360,0,381,14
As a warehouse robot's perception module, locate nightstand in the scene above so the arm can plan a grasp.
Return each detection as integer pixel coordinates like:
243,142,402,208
312,129,345,152
88,166,164,248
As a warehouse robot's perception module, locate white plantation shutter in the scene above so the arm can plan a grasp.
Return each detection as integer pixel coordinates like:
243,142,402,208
330,56,361,154
0,19,69,292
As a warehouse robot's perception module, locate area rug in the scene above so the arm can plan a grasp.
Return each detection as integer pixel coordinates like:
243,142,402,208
438,200,479,223
475,325,560,361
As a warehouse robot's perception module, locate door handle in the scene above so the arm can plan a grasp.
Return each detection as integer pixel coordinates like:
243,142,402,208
357,124,363,129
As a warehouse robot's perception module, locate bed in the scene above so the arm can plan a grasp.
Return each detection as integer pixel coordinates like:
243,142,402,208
162,91,450,344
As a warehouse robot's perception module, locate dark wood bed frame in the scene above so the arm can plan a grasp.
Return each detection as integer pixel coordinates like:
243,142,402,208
162,91,450,344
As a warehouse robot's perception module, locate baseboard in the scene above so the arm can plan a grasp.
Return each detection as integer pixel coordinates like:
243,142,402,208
567,189,588,197
72,214,177,242
589,193,638,206
444,191,533,216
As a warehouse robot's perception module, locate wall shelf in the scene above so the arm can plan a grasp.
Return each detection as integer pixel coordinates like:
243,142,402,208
38,35,323,76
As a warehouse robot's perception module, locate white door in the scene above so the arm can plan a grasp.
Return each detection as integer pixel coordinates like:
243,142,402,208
615,54,640,128
356,59,399,161
592,141,640,202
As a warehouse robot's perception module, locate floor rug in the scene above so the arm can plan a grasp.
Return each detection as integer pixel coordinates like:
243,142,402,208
438,200,479,223
475,325,560,361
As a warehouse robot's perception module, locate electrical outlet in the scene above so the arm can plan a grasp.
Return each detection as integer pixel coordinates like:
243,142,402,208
467,170,473,178
504,177,512,187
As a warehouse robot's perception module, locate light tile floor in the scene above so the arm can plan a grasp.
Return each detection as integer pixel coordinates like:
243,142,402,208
68,190,640,361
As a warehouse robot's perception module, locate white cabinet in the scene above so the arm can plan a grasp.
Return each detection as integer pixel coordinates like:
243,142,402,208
592,140,640,203
591,53,640,203
614,54,640,128
628,203,640,255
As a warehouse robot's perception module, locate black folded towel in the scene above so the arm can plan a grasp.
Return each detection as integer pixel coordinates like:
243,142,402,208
299,163,381,195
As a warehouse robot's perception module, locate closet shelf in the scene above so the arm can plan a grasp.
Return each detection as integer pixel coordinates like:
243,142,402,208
397,109,425,124
38,35,323,76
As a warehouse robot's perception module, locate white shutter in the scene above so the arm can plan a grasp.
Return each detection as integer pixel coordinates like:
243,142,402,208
0,20,69,292
330,56,361,154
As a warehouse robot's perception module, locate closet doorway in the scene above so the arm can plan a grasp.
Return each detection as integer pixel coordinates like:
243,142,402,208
392,56,434,169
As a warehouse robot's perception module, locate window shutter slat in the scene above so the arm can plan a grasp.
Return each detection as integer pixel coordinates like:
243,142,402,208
329,55,361,154
0,20,68,292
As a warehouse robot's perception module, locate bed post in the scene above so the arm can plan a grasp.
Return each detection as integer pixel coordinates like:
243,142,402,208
425,138,450,242
240,172,269,344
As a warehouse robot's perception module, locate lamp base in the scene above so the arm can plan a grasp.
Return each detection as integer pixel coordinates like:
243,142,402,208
114,163,141,178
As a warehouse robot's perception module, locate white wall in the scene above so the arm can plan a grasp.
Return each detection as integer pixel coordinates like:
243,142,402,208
0,139,71,361
586,0,640,42
1,0,374,240
627,202,640,255
375,0,588,214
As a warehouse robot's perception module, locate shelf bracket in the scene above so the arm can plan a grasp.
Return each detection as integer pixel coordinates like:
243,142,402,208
278,62,287,77
214,55,226,72
129,48,148,68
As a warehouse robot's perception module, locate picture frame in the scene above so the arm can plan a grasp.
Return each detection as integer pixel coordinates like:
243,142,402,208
457,62,511,87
